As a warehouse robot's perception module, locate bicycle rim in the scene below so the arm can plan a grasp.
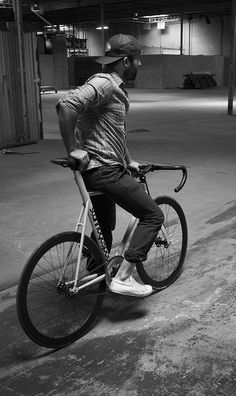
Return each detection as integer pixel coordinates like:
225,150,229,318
17,232,106,348
137,196,188,289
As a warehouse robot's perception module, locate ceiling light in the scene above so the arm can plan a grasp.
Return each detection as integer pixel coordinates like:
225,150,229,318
96,26,109,30
32,3,40,12
157,21,165,30
143,14,169,18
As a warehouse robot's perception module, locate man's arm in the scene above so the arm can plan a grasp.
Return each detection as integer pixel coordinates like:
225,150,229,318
56,78,110,169
124,146,140,171
57,100,89,170
57,102,76,154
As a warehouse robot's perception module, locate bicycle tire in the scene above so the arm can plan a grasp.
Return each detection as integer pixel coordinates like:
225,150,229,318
17,232,106,348
136,196,188,289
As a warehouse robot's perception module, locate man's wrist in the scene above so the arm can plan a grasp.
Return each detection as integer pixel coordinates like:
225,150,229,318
69,148,83,157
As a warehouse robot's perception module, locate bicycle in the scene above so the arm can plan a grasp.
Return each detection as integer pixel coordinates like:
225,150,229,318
17,159,188,349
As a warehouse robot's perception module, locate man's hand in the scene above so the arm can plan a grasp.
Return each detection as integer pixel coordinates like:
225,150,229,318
69,149,90,172
128,160,140,172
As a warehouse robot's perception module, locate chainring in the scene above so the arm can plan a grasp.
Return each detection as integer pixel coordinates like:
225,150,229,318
105,255,124,286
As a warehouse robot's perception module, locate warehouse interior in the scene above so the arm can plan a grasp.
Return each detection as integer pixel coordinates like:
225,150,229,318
0,0,236,147
0,2,236,394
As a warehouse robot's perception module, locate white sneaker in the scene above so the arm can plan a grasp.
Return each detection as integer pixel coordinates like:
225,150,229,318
109,276,153,297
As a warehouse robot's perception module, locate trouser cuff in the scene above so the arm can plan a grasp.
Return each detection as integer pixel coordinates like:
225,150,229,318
124,248,147,264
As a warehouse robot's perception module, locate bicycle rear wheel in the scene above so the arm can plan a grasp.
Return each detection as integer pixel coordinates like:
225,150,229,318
137,196,187,289
17,232,106,348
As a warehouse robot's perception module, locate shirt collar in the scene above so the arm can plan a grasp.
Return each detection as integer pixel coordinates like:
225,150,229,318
110,71,126,91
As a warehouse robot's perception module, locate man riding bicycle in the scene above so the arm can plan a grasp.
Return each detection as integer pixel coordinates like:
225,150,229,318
56,34,164,297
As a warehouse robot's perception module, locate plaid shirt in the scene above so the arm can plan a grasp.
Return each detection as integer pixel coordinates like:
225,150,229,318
58,72,130,170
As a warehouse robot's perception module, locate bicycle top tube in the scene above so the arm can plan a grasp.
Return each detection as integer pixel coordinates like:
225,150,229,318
51,158,187,193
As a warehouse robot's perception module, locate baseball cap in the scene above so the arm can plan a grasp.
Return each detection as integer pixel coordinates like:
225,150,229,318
96,34,142,65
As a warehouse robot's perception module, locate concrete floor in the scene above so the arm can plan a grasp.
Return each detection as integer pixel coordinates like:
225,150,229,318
0,88,236,395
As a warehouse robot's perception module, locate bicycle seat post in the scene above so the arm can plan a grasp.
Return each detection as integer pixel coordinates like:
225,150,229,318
73,169,91,204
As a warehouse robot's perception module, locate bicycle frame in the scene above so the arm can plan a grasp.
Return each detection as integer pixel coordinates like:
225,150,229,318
17,159,188,349
58,168,172,295
57,169,137,293
54,159,187,294
73,168,171,257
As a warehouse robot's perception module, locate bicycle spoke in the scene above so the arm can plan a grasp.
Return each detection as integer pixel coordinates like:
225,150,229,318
17,232,105,348
137,196,187,289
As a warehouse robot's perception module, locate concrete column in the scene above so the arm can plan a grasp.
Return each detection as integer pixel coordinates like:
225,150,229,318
228,0,236,115
13,0,30,141
100,3,105,54
180,14,184,55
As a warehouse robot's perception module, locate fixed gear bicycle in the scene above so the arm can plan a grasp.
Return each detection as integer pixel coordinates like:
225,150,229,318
16,160,188,349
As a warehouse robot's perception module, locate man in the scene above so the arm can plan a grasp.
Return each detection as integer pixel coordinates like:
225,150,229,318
56,34,164,297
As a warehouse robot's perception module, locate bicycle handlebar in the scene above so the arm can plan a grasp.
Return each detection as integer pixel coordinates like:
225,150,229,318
51,159,187,193
51,157,79,169
137,164,187,193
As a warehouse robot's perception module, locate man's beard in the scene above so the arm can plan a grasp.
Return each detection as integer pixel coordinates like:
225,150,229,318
124,67,137,81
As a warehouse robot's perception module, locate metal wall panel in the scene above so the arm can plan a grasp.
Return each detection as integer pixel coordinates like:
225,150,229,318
24,32,42,141
0,27,42,148
0,30,16,146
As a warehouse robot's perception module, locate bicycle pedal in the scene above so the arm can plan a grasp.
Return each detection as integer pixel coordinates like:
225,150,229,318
105,255,124,285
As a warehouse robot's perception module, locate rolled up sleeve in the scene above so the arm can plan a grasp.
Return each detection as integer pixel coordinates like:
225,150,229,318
56,76,113,114
56,83,98,114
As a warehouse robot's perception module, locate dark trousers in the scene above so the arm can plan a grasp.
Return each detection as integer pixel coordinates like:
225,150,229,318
83,165,164,263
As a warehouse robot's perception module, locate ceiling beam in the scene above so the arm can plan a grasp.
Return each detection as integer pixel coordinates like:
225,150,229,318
157,2,231,16
34,0,138,13
1,1,232,24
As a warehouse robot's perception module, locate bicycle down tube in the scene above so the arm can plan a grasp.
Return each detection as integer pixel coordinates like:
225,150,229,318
66,169,109,293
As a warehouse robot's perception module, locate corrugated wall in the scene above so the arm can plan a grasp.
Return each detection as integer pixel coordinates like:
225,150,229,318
0,29,17,146
24,32,42,142
38,35,68,89
0,26,42,148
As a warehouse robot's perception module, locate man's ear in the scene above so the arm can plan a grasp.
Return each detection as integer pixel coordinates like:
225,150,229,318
123,57,130,66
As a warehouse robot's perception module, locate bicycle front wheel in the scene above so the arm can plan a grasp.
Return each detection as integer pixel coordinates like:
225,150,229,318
137,196,188,289
17,232,106,348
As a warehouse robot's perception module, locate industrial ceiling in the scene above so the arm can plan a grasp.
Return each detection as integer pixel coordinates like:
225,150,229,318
0,0,233,26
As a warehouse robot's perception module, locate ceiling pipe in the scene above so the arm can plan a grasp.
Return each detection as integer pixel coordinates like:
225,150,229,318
31,4,54,27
